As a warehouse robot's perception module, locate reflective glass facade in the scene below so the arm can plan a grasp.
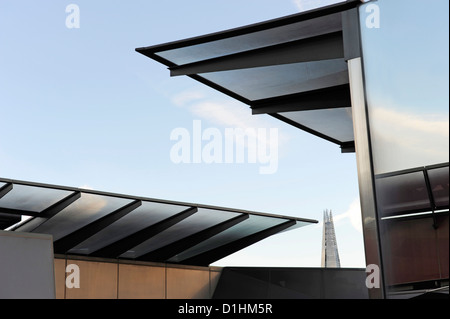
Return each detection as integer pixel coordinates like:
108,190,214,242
359,0,449,297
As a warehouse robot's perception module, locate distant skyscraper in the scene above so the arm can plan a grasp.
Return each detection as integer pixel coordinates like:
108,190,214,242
321,209,341,268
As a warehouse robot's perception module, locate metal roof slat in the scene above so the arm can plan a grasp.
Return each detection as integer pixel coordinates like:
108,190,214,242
89,206,198,258
251,84,351,115
0,183,13,200
53,200,142,254
169,32,344,76
10,191,82,232
0,207,42,218
136,213,250,262
178,219,297,266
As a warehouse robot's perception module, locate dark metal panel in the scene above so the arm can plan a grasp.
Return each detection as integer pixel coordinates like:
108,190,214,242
169,32,344,76
251,84,351,115
423,169,438,229
40,191,82,218
374,164,449,219
53,200,142,254
179,220,296,266
0,183,13,200
0,213,21,230
341,141,356,153
427,164,449,209
0,207,42,217
341,8,362,60
187,74,252,105
270,113,343,145
380,216,444,287
137,213,249,262
90,206,198,258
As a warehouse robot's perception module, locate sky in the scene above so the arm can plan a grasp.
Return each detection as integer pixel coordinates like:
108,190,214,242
0,0,366,268
359,0,449,175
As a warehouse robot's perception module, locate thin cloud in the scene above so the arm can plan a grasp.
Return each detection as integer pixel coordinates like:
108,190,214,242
330,198,363,233
370,106,449,173
171,90,206,107
171,89,291,153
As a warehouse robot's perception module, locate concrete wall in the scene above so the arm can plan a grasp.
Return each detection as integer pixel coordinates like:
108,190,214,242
54,255,222,299
0,230,55,299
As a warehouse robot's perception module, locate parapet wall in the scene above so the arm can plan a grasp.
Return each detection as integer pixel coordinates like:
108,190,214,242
54,255,222,299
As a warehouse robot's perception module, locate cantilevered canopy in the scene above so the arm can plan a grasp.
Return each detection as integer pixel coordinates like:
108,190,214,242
136,0,361,152
0,178,317,266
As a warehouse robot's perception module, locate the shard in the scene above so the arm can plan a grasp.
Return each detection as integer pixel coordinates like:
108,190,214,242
321,209,341,268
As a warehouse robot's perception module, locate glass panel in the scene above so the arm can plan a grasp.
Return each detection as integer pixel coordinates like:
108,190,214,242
0,184,72,213
199,59,348,101
279,107,354,142
68,201,192,255
427,166,449,208
156,13,342,65
33,193,132,241
359,0,449,295
360,1,449,175
375,171,431,217
168,215,288,263
120,208,241,259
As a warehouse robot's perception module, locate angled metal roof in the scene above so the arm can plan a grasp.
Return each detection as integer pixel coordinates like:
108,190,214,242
0,178,317,266
136,0,361,152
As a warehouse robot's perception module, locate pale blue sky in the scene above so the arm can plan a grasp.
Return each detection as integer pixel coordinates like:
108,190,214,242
359,0,449,174
0,0,365,267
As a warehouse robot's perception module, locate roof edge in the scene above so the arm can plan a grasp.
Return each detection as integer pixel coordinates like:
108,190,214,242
135,0,360,54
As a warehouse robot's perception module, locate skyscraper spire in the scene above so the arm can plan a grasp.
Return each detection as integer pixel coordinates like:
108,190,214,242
321,209,341,268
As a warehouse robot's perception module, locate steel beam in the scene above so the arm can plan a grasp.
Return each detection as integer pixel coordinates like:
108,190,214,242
53,200,142,254
270,113,343,146
137,213,249,262
90,206,198,258
179,220,296,266
25,191,82,232
0,183,13,200
0,213,21,230
251,84,351,115
0,207,41,217
169,32,344,76
40,191,81,218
